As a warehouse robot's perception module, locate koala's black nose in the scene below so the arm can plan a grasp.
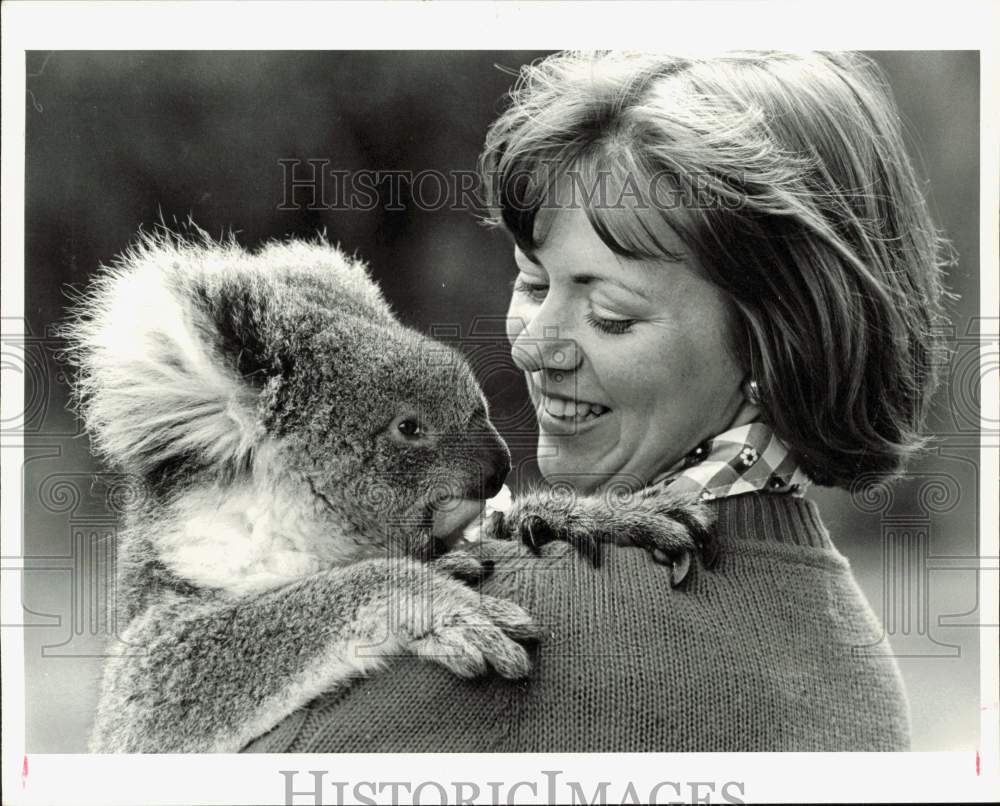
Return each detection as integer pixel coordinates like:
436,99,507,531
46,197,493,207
482,449,511,499
464,410,511,499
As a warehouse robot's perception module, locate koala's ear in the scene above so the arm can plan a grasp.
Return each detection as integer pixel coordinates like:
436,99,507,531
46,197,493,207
189,275,285,389
254,238,397,323
62,231,267,483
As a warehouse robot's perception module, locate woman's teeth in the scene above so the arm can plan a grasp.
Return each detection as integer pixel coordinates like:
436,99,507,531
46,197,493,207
543,397,609,420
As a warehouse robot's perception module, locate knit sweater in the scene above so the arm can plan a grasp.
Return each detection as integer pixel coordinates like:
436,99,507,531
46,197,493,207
243,493,910,752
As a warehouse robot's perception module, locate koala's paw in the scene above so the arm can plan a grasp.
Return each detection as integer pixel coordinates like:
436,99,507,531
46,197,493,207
650,494,719,565
430,550,495,586
410,591,540,680
614,495,717,587
482,504,603,568
482,489,718,588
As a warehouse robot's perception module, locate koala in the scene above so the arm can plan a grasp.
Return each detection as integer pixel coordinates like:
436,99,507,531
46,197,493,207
64,229,546,753
65,228,713,754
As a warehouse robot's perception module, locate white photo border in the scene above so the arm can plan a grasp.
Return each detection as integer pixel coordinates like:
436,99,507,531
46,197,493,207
2,1,997,804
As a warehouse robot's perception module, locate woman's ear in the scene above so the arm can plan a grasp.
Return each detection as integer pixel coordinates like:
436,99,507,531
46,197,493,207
742,377,762,406
731,376,764,427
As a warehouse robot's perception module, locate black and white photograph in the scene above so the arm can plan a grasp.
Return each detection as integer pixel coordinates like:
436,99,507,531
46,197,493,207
2,2,998,804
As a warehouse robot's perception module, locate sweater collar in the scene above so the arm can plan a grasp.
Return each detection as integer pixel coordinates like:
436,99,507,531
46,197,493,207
707,491,836,551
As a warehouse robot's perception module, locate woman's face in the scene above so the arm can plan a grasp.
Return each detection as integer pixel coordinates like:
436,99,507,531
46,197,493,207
506,206,759,493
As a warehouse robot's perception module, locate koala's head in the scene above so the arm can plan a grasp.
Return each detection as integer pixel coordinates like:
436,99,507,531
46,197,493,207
65,230,509,590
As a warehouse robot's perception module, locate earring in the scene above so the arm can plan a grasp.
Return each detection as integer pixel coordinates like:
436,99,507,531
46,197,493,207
743,378,762,406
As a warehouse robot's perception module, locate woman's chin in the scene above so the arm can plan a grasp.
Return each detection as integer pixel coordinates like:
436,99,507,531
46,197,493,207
537,445,657,494
536,452,608,493
535,412,622,492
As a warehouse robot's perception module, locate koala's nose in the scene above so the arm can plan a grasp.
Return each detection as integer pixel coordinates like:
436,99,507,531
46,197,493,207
481,448,511,499
463,410,510,499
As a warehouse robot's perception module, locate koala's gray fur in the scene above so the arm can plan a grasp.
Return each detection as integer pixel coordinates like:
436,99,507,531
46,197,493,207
64,229,539,753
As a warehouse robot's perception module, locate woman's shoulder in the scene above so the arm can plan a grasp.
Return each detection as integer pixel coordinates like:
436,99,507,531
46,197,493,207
244,494,909,753
481,493,854,614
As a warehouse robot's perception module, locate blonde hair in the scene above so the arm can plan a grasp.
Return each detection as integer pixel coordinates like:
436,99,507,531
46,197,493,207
480,50,953,488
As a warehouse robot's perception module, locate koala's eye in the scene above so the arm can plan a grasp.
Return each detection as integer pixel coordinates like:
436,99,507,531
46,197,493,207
387,413,432,444
396,418,423,438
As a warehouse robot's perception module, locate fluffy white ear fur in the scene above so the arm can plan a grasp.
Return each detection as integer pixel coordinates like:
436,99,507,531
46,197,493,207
65,229,389,477
64,233,260,475
65,229,387,592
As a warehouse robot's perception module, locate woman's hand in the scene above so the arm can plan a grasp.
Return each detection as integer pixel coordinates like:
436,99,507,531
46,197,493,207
480,488,718,587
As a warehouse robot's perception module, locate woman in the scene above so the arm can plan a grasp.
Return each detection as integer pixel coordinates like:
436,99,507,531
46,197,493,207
246,50,949,752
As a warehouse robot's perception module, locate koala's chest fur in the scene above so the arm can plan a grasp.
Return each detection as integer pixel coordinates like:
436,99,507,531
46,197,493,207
155,471,378,596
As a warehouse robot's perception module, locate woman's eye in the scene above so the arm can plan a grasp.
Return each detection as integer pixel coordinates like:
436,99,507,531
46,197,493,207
396,418,423,438
585,311,636,335
512,278,548,302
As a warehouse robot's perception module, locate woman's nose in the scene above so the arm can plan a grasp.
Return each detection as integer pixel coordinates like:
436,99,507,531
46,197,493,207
509,316,580,374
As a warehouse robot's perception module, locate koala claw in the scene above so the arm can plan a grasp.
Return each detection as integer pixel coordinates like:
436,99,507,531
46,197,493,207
414,594,538,679
645,496,720,584
415,628,532,680
489,511,603,568
519,514,556,555
518,514,543,551
432,551,495,585
476,595,542,643
657,549,692,588
619,506,715,588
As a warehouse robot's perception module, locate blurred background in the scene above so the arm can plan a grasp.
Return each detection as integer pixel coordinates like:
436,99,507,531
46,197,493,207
19,51,983,752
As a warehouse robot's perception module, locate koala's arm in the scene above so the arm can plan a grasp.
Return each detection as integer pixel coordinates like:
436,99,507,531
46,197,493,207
483,488,717,586
90,556,537,753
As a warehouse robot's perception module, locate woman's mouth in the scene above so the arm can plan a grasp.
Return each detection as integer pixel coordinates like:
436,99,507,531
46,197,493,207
533,391,613,437
542,395,610,422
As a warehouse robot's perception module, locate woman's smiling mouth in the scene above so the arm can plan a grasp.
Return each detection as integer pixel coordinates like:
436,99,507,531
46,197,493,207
542,395,610,420
529,386,612,435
